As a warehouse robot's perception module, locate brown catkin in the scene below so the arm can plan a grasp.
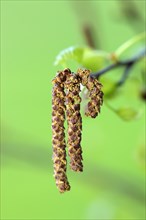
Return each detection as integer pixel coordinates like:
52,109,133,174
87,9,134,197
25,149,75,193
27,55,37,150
52,68,103,192
52,71,70,193
64,69,83,172
77,69,103,118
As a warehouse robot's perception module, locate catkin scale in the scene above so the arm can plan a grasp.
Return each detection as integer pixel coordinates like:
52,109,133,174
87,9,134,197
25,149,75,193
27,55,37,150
52,71,70,193
64,70,83,172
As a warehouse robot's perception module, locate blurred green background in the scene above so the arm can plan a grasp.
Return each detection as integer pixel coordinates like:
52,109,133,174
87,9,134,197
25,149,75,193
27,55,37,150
1,0,145,219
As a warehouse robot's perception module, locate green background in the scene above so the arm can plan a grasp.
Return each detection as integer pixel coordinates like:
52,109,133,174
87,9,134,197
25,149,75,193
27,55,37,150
1,0,145,219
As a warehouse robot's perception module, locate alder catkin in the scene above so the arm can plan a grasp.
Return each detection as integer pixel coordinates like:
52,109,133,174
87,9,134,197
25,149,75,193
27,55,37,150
64,69,83,172
52,71,70,193
77,69,103,118
52,68,104,192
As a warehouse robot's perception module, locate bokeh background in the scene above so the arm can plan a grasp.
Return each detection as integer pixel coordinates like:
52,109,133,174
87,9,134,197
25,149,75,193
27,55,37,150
1,0,145,219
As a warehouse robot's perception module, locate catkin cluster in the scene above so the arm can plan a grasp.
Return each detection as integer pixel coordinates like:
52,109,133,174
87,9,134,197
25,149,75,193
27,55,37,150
52,68,103,193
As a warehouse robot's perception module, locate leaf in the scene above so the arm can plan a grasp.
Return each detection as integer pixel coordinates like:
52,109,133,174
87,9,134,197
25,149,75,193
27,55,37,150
54,46,90,66
100,76,118,99
54,46,109,71
115,107,142,121
115,32,145,58
81,50,109,72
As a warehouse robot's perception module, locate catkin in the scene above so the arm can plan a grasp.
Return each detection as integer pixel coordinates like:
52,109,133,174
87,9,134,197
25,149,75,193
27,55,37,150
77,69,103,118
64,69,83,172
52,71,70,193
52,68,104,192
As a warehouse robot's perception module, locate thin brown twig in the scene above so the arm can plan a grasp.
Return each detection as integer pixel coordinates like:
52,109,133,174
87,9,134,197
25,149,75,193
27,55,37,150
91,47,146,86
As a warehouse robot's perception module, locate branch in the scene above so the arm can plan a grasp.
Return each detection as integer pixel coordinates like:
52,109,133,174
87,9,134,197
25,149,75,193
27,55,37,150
91,47,146,80
116,63,134,86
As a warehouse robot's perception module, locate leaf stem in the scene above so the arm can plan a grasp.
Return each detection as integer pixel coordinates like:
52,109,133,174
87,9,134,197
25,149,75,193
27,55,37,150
115,32,145,57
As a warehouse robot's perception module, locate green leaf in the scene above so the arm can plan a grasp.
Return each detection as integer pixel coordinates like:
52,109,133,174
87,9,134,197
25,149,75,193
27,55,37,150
54,46,90,66
100,76,118,99
115,32,145,58
54,46,109,71
81,50,109,72
115,107,142,121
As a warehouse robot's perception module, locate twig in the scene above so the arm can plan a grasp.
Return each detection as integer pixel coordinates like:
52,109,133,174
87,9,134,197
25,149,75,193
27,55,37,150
116,63,134,86
91,47,146,80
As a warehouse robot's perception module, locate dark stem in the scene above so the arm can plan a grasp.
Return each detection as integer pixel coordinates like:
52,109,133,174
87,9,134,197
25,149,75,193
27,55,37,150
116,63,134,86
91,47,146,79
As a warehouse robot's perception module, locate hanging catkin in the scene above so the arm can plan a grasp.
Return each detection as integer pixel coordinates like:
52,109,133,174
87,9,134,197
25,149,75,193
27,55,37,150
77,69,103,118
52,71,70,193
64,68,83,172
52,68,104,192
